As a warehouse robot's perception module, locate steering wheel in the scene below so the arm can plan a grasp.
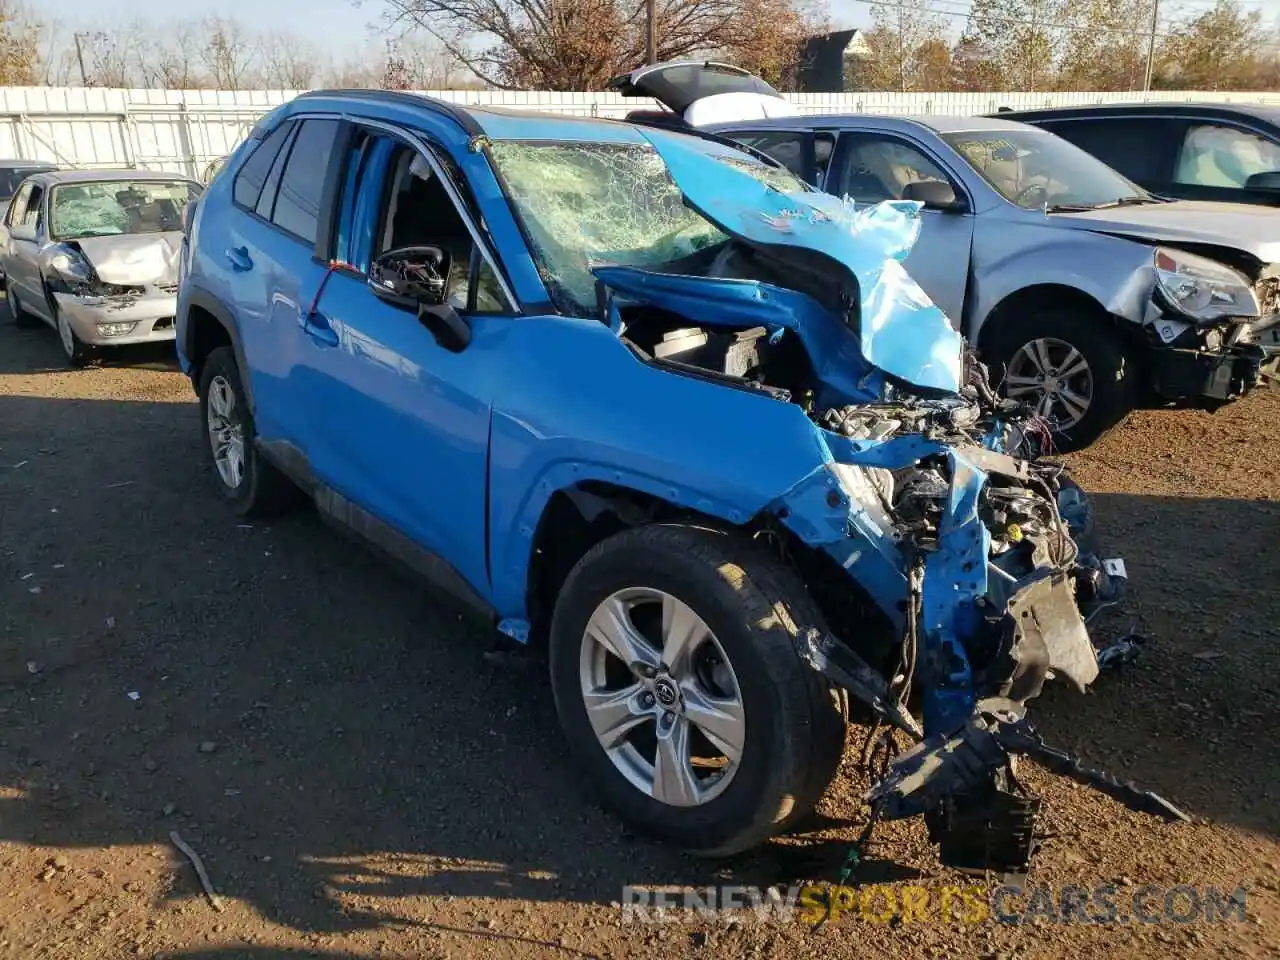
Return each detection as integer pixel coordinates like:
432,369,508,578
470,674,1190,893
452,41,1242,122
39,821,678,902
1014,182,1049,208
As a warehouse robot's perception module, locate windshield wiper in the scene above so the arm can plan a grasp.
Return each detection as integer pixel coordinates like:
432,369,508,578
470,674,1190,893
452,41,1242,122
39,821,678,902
1045,196,1157,213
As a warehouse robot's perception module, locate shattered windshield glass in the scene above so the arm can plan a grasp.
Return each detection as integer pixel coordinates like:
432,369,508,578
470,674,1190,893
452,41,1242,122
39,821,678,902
49,180,199,240
486,141,732,315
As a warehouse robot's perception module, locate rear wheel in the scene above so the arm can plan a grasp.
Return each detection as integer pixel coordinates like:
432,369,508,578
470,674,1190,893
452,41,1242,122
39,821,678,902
987,309,1136,452
198,346,296,518
7,287,39,329
548,523,847,857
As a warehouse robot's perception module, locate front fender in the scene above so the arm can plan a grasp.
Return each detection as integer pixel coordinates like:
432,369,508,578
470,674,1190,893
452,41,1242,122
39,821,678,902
485,315,836,619
969,221,1155,341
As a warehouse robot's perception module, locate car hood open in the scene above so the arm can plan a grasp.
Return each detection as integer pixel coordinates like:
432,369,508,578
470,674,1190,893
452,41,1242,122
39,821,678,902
1053,199,1280,264
626,128,964,394
69,232,183,286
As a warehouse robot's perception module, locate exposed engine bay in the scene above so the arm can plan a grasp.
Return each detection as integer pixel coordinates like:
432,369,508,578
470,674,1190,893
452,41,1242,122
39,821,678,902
604,270,1186,878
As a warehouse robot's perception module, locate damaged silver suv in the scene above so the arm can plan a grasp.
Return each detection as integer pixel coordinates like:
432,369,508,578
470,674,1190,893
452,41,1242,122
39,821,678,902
609,61,1280,450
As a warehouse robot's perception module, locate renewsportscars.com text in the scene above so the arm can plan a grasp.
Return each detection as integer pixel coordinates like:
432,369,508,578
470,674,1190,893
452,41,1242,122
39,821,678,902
619,883,1249,926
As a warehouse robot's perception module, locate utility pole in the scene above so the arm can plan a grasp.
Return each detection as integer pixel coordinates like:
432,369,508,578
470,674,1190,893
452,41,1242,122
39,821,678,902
646,0,657,64
1143,0,1160,92
73,32,90,86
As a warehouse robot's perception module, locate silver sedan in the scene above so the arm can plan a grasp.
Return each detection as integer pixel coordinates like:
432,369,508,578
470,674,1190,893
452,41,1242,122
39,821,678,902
0,169,202,366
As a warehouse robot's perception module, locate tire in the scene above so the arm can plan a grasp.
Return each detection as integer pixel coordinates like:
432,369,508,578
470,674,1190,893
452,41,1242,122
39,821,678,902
986,309,1136,452
52,299,94,368
7,287,40,329
198,346,296,518
548,523,847,857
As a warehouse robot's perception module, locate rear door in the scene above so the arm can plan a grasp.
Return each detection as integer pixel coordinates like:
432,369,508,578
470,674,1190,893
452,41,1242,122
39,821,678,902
726,130,837,190
825,131,975,325
221,115,344,446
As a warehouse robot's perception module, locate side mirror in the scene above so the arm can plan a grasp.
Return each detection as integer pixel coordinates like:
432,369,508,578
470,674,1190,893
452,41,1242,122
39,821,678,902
367,245,470,352
1244,171,1280,192
368,245,452,310
903,179,964,212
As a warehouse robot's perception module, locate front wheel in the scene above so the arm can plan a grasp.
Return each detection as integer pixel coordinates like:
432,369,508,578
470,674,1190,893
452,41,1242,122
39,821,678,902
987,309,1137,452
53,301,94,367
548,523,847,857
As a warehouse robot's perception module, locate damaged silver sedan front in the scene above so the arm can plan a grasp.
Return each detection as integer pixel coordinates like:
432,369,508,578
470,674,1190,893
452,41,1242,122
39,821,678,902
0,170,199,367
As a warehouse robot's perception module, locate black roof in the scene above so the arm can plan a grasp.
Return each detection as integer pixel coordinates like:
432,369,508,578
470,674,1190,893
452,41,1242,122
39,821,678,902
991,101,1280,128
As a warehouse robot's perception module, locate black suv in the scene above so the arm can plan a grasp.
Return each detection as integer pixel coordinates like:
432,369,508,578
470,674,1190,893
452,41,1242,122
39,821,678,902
994,103,1280,208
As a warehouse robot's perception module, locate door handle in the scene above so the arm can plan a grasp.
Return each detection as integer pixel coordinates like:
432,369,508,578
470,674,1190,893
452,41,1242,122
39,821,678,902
300,309,339,347
224,246,253,272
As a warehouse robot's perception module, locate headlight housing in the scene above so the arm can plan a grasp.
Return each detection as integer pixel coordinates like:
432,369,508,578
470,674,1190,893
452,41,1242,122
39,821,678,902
46,245,139,301
1153,247,1259,323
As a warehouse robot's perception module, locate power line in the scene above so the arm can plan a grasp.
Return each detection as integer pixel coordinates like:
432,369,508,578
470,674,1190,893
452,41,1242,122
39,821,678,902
854,0,1280,45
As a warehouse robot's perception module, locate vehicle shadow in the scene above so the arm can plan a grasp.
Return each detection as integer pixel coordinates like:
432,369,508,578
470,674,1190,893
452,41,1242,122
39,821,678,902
0,306,181,374
0,387,1276,945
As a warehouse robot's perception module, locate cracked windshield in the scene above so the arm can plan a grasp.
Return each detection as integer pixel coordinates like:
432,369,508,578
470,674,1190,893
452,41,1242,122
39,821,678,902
50,179,199,240
941,130,1153,211
486,141,803,315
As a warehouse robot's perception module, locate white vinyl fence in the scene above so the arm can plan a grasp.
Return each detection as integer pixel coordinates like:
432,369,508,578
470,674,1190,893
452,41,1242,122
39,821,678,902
3,85,1280,174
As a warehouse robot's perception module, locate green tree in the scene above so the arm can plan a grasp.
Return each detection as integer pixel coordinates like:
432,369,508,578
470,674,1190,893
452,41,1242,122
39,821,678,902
1155,0,1269,91
959,0,1061,90
1056,0,1153,91
857,0,949,91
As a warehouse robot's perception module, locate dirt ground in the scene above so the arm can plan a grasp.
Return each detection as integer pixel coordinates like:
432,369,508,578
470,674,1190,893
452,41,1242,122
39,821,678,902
0,313,1276,960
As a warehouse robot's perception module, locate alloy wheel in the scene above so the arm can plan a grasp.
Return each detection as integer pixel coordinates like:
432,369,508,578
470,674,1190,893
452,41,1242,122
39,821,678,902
1005,336,1094,430
206,374,246,489
579,587,746,808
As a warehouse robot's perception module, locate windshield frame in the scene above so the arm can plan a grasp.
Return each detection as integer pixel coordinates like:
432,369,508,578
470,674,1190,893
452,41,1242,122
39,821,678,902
939,127,1152,211
48,178,201,241
483,136,811,317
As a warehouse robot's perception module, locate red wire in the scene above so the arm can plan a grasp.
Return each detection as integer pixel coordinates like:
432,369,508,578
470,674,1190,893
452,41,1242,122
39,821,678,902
307,259,355,317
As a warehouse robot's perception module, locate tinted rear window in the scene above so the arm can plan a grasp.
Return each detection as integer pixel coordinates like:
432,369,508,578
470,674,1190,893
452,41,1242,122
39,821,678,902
0,168,51,198
233,121,295,210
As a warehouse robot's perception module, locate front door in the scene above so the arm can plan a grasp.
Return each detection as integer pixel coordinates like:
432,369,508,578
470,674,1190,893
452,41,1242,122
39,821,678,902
299,127,515,598
826,132,976,326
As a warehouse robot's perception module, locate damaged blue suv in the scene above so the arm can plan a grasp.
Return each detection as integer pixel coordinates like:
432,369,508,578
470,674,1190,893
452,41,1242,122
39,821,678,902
176,91,1185,871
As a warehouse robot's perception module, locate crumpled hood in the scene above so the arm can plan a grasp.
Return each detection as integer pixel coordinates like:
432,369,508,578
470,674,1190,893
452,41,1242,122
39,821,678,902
636,128,964,393
1052,199,1280,264
71,232,182,286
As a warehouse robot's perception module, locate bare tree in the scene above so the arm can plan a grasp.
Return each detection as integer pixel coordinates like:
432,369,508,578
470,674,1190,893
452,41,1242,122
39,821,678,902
0,0,41,84
199,15,260,89
146,21,206,88
82,23,147,87
379,0,822,90
260,29,320,89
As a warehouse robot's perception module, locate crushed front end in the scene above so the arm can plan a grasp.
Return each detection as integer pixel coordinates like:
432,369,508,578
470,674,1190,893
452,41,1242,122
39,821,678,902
779,355,1188,875
575,136,1189,874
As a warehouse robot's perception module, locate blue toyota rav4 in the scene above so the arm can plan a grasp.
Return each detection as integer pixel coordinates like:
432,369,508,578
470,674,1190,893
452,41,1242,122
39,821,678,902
176,90,1185,870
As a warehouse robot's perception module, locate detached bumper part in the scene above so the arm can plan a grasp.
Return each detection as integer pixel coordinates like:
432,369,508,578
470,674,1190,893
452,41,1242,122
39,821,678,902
866,698,1190,874
1146,316,1277,402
